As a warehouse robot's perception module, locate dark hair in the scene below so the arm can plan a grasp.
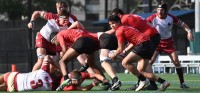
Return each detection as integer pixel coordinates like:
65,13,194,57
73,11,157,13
110,8,124,15
59,9,70,18
108,14,121,24
157,1,168,14
70,70,82,80
56,0,68,9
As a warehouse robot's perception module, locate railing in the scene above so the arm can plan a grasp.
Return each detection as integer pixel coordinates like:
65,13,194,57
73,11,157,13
152,55,200,74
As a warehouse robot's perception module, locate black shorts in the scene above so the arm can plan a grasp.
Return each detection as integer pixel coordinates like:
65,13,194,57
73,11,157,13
150,33,161,51
71,37,96,54
99,33,118,50
132,40,154,59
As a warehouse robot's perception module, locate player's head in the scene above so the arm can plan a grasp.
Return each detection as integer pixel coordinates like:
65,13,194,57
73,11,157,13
59,9,70,25
108,14,121,31
110,8,124,16
69,70,82,86
56,1,68,14
157,1,168,17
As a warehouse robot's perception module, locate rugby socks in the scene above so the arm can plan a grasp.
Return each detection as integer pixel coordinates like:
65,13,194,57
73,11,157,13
112,77,119,83
176,67,184,84
157,78,165,84
137,74,146,81
149,80,157,86
79,64,89,72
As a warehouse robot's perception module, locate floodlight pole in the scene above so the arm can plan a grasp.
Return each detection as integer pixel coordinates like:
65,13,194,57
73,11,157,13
28,0,33,71
195,0,200,32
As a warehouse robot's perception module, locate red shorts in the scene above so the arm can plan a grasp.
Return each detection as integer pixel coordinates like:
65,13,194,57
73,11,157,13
156,37,176,54
35,32,61,54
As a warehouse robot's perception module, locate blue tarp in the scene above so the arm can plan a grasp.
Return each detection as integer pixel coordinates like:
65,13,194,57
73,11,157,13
92,10,194,26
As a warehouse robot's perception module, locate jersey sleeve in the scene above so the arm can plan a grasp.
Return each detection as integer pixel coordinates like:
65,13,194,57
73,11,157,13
146,14,156,23
81,72,91,79
43,12,58,20
116,28,125,44
57,32,66,46
121,16,128,25
70,14,78,21
168,14,183,27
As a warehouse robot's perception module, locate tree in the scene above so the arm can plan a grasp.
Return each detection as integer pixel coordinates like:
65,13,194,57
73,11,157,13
0,0,57,21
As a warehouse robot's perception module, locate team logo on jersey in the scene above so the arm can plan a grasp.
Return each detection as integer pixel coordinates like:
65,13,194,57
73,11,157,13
168,23,171,26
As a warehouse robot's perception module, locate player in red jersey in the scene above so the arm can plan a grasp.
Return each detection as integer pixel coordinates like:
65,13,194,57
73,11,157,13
109,8,161,90
108,14,170,91
146,1,193,89
51,28,122,90
57,70,110,91
0,55,61,92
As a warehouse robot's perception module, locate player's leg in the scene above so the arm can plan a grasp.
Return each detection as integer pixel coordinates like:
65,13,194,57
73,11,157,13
144,51,160,90
32,48,46,71
122,52,149,91
77,54,95,73
169,51,189,88
0,74,6,91
41,55,51,73
0,74,5,85
100,49,121,90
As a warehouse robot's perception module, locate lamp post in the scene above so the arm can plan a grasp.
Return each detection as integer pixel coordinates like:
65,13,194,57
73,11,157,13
27,0,33,71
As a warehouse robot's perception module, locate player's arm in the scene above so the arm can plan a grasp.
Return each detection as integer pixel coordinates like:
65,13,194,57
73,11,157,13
27,11,46,29
181,23,193,41
123,43,134,54
88,73,105,81
105,29,115,34
76,79,99,91
109,31,125,60
68,21,85,30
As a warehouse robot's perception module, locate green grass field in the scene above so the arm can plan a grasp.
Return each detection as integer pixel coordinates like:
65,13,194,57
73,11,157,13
1,73,200,93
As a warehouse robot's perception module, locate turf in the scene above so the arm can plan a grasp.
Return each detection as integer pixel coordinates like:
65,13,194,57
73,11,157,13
1,73,200,93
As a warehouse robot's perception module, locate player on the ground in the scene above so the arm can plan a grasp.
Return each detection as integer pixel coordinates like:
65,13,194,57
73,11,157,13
0,55,60,92
57,70,110,91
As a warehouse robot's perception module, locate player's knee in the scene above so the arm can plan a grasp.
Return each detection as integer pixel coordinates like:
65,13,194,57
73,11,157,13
121,61,127,68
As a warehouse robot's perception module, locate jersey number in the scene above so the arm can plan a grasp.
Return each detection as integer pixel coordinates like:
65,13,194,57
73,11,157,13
30,79,43,89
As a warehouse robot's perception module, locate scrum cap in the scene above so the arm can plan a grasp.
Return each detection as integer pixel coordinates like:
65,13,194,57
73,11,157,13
157,1,168,14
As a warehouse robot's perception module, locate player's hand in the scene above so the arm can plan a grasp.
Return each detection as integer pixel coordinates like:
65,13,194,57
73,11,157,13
92,79,100,86
27,21,34,29
187,32,193,41
56,79,71,91
108,51,116,60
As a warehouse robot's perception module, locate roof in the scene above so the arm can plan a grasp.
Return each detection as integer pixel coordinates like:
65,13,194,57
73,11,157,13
92,10,194,26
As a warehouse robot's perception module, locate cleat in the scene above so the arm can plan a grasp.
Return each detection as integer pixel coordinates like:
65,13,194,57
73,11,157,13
159,81,170,91
135,79,149,91
180,82,189,89
110,80,122,91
